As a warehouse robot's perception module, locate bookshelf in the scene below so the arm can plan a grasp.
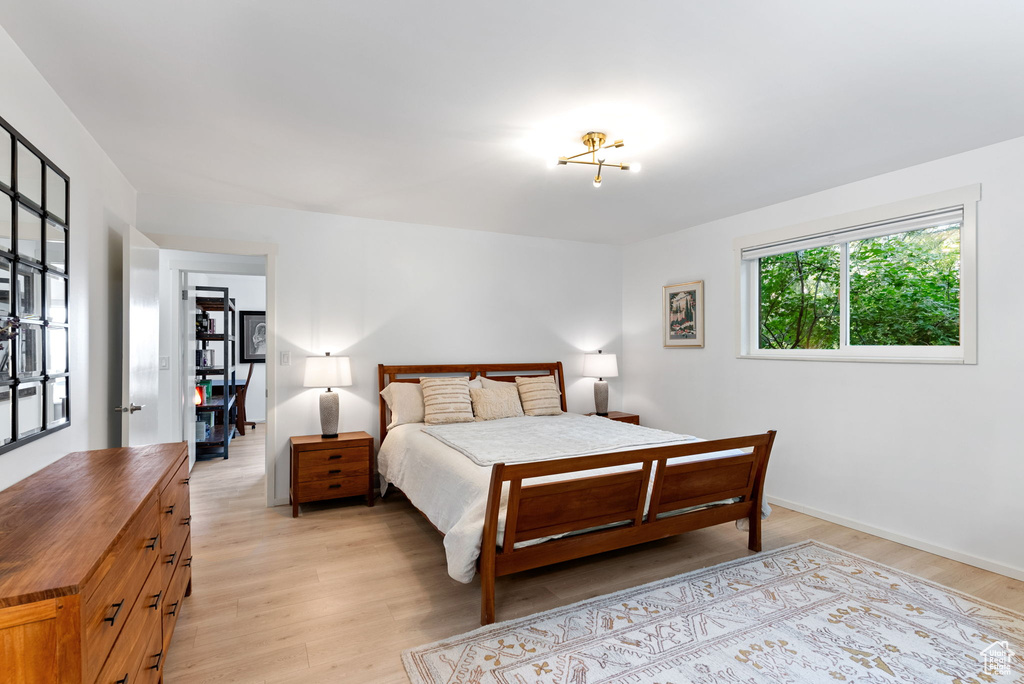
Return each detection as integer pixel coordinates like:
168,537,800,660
195,286,236,460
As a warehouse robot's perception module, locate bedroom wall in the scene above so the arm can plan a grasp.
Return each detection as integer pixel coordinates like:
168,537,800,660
0,25,137,491
138,195,623,504
621,135,1024,579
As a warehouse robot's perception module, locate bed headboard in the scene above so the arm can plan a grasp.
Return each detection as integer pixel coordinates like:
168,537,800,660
377,362,566,443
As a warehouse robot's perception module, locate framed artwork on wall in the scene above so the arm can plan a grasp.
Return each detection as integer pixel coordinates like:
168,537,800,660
239,310,267,363
663,281,704,348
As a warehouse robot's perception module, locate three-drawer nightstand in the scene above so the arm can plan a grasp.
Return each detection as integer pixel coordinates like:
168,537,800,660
586,411,640,425
290,431,374,517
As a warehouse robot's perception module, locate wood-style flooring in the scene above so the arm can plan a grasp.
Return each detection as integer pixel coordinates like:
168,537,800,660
165,430,1024,683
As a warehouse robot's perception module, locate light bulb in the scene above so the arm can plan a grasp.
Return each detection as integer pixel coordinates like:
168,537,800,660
593,177,602,188
630,163,642,173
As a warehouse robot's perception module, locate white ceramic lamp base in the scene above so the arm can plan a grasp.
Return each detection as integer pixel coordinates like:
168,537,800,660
319,390,339,438
593,380,609,416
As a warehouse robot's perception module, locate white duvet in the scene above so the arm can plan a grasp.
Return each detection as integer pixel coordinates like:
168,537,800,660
377,414,758,583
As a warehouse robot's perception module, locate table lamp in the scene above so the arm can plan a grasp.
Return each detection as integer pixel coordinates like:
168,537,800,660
583,350,618,416
303,353,352,438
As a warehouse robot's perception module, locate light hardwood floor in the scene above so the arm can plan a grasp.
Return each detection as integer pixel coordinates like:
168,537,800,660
165,430,1024,683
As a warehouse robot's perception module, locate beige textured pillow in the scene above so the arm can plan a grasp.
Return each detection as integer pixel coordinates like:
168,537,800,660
515,375,563,416
380,382,425,429
470,385,525,421
420,377,474,424
478,375,512,389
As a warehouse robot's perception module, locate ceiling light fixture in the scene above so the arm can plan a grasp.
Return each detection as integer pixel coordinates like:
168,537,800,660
554,132,640,188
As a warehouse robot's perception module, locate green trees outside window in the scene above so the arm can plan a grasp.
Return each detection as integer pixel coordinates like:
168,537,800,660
758,224,960,349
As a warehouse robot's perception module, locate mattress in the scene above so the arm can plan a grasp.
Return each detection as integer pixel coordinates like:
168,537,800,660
377,413,755,583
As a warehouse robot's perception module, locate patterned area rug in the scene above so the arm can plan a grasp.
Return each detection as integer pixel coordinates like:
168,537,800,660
403,541,1024,683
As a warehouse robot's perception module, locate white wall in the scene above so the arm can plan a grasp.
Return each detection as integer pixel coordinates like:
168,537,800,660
622,135,1024,578
139,195,623,504
190,272,267,421
0,24,136,490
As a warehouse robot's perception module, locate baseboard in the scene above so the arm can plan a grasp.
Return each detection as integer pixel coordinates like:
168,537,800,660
767,495,1024,582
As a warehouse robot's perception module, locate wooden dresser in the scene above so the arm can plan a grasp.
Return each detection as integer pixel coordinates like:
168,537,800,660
0,442,193,684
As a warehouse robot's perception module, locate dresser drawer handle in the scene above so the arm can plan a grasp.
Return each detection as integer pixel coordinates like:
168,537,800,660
182,477,190,485
184,556,192,568
145,535,159,550
166,504,174,515
116,674,129,684
103,600,124,626
167,600,179,617
328,484,341,489
166,551,177,565
182,515,192,526
149,650,163,671
328,469,341,475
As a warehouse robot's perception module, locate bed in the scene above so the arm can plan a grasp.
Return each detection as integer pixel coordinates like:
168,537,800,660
377,362,776,625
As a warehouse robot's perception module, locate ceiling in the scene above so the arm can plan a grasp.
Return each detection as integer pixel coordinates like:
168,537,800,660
2,2,1023,245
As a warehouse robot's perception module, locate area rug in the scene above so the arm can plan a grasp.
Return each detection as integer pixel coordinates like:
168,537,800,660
403,541,1024,683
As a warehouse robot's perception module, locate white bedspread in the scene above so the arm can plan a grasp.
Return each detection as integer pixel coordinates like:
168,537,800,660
378,414,757,583
422,414,699,466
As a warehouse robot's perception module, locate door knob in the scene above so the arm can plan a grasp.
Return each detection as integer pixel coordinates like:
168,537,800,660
113,406,129,413
129,404,145,413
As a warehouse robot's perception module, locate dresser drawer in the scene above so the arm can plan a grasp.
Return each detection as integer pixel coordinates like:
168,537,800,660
162,490,191,577
92,562,163,684
297,456,368,483
81,494,161,683
159,457,190,543
297,476,367,502
162,533,192,653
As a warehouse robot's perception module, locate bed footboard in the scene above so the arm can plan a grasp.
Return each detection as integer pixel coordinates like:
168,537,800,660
479,430,776,625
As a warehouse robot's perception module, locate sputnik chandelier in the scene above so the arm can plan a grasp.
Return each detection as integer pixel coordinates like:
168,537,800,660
554,131,641,187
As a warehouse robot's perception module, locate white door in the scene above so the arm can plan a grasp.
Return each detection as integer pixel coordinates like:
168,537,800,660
180,273,197,463
119,227,160,446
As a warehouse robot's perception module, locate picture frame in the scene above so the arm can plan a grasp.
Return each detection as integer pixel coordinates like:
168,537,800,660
663,281,704,348
239,310,267,363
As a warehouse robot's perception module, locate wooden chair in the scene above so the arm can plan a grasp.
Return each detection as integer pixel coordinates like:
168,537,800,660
234,362,257,435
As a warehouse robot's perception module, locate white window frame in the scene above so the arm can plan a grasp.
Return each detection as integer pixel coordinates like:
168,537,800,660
734,185,979,364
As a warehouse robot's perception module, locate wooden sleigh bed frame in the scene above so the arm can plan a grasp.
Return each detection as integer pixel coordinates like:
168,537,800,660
378,362,776,625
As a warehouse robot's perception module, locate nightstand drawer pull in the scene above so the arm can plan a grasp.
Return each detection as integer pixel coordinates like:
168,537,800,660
328,484,341,489
328,469,341,474
328,454,342,460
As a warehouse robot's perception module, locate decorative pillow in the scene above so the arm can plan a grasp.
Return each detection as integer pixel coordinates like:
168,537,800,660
470,385,525,421
515,375,563,416
479,375,511,389
380,382,425,429
468,378,483,389
420,377,475,425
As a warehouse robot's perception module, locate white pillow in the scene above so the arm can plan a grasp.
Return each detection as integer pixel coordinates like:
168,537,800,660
468,378,483,389
470,385,525,421
420,377,475,425
479,375,512,389
380,383,425,429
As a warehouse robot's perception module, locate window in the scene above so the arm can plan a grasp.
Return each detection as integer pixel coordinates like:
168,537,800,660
0,114,71,453
735,186,978,363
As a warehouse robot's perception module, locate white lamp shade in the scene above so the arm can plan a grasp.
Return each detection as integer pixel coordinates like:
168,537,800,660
583,352,618,378
303,355,353,388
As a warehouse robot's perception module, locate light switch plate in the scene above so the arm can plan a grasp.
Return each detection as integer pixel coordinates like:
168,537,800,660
281,351,291,366
159,356,170,370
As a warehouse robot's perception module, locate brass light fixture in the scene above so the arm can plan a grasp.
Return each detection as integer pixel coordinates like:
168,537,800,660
554,131,641,187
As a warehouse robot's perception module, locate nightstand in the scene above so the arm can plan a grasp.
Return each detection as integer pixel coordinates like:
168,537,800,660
586,411,640,425
290,431,374,517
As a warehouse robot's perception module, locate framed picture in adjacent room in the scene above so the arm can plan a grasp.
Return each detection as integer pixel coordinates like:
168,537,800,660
663,281,704,348
239,310,267,363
